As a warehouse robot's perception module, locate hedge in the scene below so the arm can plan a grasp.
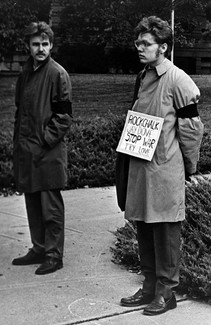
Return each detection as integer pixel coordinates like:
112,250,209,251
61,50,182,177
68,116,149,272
66,113,124,189
0,113,211,194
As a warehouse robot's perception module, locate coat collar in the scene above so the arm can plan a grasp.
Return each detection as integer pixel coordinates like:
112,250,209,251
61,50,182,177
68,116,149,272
145,58,173,77
24,55,51,72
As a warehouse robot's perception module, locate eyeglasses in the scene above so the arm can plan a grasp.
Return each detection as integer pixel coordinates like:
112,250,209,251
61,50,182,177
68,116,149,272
134,40,158,49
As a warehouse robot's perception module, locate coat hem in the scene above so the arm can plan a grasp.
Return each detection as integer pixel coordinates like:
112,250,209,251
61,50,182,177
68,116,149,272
124,216,185,223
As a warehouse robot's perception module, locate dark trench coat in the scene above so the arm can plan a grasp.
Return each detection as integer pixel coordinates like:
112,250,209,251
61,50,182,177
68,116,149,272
13,56,72,193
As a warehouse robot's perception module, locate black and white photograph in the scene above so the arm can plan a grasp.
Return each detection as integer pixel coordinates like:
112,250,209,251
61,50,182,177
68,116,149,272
0,1,210,324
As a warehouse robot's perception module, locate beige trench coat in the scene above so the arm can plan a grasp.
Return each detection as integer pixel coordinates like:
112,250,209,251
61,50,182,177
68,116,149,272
124,59,204,223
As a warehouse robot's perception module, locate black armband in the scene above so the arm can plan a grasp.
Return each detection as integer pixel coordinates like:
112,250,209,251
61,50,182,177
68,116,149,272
52,101,72,117
177,103,199,118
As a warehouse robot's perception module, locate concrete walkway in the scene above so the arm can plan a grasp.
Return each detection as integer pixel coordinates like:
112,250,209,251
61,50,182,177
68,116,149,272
0,187,210,325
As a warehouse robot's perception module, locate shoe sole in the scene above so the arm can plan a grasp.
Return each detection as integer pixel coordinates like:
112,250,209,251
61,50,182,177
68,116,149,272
120,296,154,307
143,303,177,316
35,263,63,275
121,301,151,307
12,259,45,266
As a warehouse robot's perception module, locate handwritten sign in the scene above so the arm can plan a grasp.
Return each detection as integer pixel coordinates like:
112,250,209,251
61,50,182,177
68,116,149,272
116,110,164,161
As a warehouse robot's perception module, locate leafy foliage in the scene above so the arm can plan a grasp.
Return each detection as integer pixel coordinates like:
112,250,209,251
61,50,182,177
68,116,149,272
179,179,211,298
0,128,15,195
197,131,211,173
0,0,51,59
0,0,210,63
54,0,211,71
111,221,140,270
66,113,124,189
58,0,210,49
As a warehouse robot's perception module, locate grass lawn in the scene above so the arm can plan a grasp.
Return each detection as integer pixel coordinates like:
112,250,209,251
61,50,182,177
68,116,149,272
0,74,136,126
0,73,210,131
191,75,211,134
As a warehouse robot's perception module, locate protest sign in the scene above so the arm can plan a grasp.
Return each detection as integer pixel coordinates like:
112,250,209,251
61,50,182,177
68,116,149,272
116,110,164,161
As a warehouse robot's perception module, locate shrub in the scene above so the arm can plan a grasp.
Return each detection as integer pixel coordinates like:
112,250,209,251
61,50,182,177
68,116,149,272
111,221,140,270
111,179,211,301
0,113,211,194
179,179,211,299
0,129,14,195
66,112,125,189
197,131,211,173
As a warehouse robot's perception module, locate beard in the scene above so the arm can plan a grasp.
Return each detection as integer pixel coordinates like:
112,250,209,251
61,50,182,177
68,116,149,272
155,48,160,59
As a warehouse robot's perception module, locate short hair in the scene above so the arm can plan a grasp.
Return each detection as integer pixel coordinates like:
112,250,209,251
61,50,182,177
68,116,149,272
134,16,173,57
24,21,54,44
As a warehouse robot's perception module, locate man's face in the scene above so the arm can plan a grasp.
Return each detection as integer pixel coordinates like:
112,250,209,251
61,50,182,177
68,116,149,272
134,32,165,67
28,35,53,66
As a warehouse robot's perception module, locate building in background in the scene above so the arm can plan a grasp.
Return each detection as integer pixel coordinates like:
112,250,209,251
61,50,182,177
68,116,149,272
174,10,211,74
50,0,211,74
1,0,211,74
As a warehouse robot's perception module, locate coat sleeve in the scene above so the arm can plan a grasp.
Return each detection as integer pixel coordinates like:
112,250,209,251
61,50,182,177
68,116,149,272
173,71,204,174
14,74,22,139
44,70,72,148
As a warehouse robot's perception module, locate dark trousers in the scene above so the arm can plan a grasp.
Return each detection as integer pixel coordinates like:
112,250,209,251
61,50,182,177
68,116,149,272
25,190,65,259
136,221,181,299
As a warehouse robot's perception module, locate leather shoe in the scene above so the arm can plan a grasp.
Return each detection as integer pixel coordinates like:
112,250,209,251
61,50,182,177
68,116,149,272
12,249,45,265
35,257,63,275
143,293,177,316
120,288,154,307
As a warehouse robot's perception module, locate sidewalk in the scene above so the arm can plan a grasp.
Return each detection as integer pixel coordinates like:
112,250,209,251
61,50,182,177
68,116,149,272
0,187,210,325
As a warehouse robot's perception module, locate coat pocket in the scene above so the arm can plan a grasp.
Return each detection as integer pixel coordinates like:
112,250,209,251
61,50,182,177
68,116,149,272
33,145,49,168
154,133,168,165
